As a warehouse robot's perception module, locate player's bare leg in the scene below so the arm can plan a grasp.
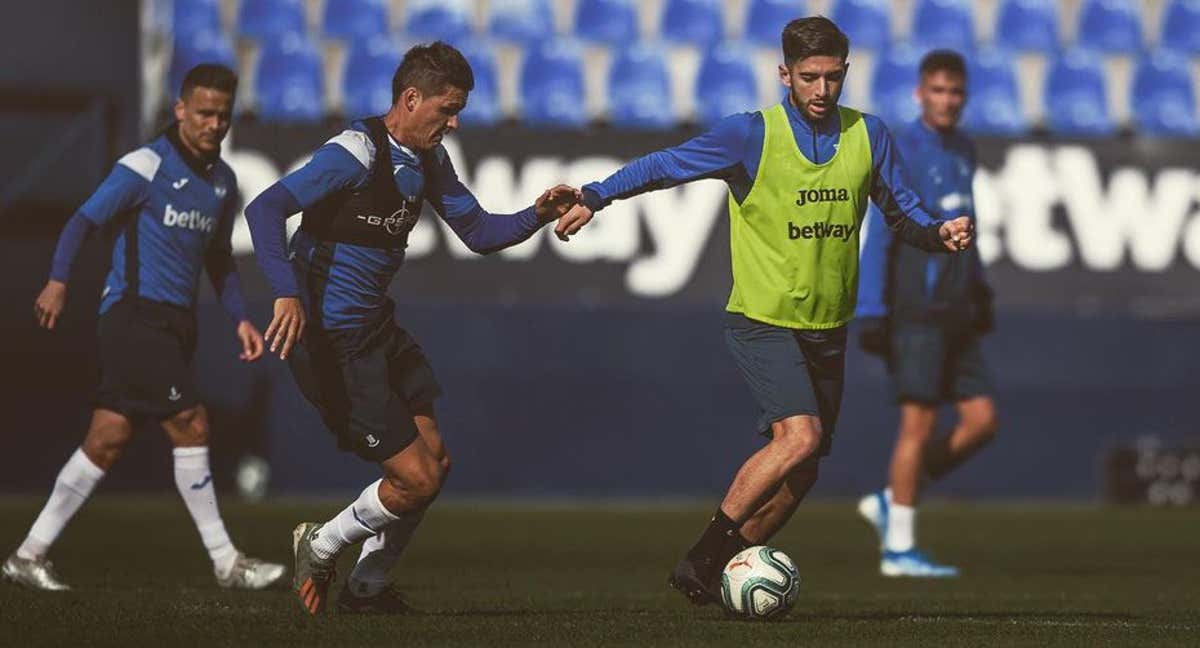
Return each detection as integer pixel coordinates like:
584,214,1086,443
924,397,998,481
162,405,284,590
339,406,447,614
4,409,129,591
738,455,820,545
295,412,446,615
670,415,823,605
890,404,938,507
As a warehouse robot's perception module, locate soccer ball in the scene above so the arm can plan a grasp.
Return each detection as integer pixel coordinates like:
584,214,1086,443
719,545,801,620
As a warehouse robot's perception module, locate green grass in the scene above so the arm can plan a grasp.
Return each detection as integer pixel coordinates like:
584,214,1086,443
1,497,1197,647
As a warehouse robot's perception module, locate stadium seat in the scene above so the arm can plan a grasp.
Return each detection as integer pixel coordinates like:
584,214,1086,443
342,36,403,118
910,0,976,53
1043,48,1115,137
237,0,307,40
255,32,325,122
405,0,473,42
993,0,1059,53
831,0,891,50
488,0,556,43
660,0,726,46
173,0,222,35
1131,50,1199,137
519,39,589,128
169,28,237,98
608,41,675,129
744,0,806,46
962,47,1028,136
322,0,391,42
1159,0,1200,55
869,44,923,127
695,42,760,124
456,40,503,127
574,0,640,46
1076,0,1142,54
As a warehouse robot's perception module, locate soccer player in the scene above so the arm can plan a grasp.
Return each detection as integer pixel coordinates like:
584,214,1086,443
244,42,578,616
553,17,974,606
5,64,286,591
855,50,998,577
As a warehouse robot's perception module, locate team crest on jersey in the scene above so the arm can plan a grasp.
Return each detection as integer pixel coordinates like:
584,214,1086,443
214,183,228,199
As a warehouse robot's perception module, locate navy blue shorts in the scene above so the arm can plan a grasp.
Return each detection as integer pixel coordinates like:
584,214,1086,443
95,299,199,420
288,313,442,463
723,313,847,456
888,324,994,405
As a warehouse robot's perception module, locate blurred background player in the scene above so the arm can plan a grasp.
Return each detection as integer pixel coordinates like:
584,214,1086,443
245,42,578,615
553,17,974,606
5,64,285,591
855,50,999,578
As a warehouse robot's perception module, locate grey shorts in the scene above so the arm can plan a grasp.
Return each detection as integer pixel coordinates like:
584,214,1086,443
888,323,994,405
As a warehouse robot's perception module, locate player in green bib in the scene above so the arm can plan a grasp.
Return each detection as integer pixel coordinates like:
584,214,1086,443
556,17,974,606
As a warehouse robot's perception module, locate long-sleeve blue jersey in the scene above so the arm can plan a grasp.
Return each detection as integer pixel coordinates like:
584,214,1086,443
857,119,988,326
247,121,545,330
50,125,246,321
580,100,940,240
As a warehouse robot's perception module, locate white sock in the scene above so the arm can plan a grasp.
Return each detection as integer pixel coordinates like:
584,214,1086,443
17,448,105,560
348,509,426,598
311,480,400,562
173,447,238,577
886,504,916,553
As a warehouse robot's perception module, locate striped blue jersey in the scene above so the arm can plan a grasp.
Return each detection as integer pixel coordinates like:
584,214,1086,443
78,131,240,314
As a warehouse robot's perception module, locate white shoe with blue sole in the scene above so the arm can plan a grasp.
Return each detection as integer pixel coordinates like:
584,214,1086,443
856,489,889,550
880,549,960,578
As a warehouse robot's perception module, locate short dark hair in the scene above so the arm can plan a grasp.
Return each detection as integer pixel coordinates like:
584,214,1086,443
781,16,850,65
392,41,475,103
181,63,238,98
919,49,967,80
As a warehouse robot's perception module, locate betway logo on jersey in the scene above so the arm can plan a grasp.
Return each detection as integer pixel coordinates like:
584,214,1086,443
163,204,215,232
795,187,851,207
788,221,857,241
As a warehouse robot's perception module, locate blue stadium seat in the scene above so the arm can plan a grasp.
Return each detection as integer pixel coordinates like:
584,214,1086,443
608,42,675,129
169,28,237,98
574,0,639,46
519,39,589,128
695,42,760,124
962,47,1028,135
256,32,325,122
488,0,556,43
910,0,976,53
173,0,222,35
342,35,403,118
322,0,391,42
661,0,726,46
831,0,891,50
1131,50,1199,137
405,0,473,42
457,40,503,127
1043,48,1115,137
993,0,1059,53
1076,0,1142,54
1160,0,1200,55
869,44,923,126
744,0,806,47
237,0,307,40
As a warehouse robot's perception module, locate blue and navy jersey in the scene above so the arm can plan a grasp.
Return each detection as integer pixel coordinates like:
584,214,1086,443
857,119,987,324
581,100,939,231
274,120,541,330
78,130,241,315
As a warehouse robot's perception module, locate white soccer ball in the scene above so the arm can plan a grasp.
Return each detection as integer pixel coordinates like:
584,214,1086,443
719,545,801,620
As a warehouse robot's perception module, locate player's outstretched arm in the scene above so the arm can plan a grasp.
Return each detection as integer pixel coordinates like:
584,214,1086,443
245,182,306,359
36,214,89,329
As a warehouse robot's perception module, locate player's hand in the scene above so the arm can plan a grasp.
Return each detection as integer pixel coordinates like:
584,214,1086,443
264,297,305,360
236,319,265,362
535,184,582,223
939,216,974,252
554,203,595,241
34,280,67,330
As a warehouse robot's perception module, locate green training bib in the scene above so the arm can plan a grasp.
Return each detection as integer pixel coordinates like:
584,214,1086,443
725,104,873,329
